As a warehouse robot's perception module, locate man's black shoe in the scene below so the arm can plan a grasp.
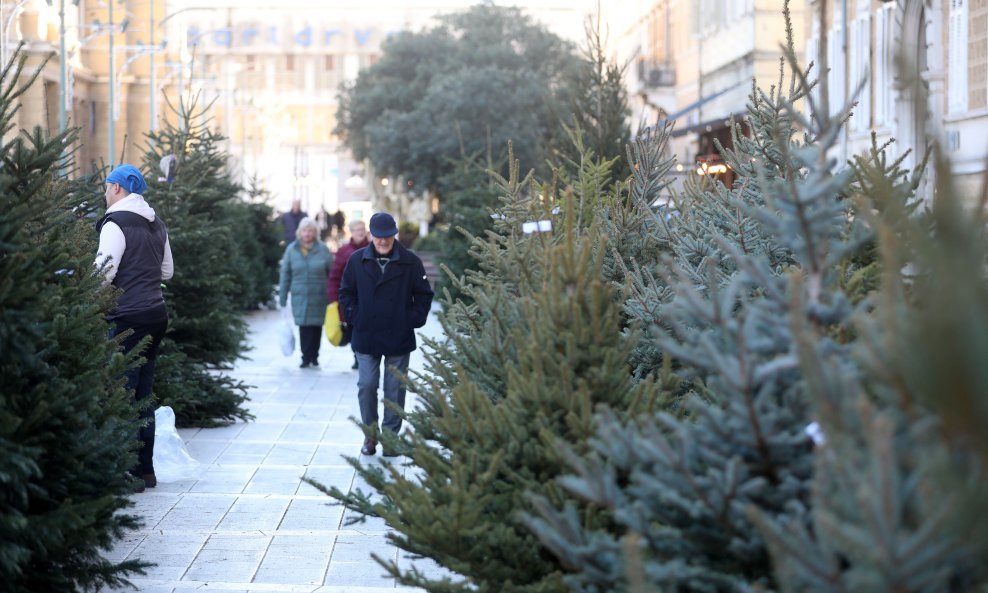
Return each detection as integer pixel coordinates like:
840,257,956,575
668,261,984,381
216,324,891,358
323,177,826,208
360,438,377,456
142,473,157,488
382,447,400,458
351,357,359,370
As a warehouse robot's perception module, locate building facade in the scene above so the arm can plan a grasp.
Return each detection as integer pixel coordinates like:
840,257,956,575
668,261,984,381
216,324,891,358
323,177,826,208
176,0,592,226
2,0,177,171
2,0,593,229
609,0,986,202
607,0,806,189
805,0,987,203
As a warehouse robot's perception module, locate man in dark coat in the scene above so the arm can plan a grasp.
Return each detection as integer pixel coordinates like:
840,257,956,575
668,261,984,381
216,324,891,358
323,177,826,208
339,212,433,456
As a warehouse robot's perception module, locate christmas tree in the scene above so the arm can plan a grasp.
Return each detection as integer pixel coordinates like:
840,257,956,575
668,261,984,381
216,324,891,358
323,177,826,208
316,4,986,592
749,136,984,593
527,5,984,592
426,151,504,305
234,177,281,310
311,127,678,593
0,52,146,592
136,93,254,426
557,12,631,188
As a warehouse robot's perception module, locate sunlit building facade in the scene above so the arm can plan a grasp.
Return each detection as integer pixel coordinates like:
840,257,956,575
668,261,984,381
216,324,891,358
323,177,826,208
2,0,592,226
607,0,985,203
805,0,987,202
606,0,805,190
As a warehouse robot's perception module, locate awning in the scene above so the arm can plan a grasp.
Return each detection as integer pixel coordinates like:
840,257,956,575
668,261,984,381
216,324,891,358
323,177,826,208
638,80,748,138
669,112,745,137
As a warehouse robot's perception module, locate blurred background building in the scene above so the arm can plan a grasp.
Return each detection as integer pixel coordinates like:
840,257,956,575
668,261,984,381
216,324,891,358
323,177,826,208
1,0,984,216
606,0,804,192
607,0,986,203
0,0,592,229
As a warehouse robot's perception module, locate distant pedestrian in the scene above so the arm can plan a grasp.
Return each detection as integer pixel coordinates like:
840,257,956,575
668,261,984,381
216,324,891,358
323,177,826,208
95,163,174,493
331,210,346,237
315,207,331,241
326,219,370,369
339,212,433,456
280,199,307,244
279,217,333,368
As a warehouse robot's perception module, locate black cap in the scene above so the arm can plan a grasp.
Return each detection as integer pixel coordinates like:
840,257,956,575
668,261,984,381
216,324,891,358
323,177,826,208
369,212,398,237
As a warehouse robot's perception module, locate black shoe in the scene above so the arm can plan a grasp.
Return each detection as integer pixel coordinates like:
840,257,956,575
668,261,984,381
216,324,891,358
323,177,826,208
351,357,359,370
360,438,377,456
130,475,146,493
309,361,319,368
382,447,400,458
142,473,157,488
300,361,310,368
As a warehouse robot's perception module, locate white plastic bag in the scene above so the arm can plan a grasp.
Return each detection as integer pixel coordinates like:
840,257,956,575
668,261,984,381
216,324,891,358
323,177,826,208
279,303,295,356
153,406,202,481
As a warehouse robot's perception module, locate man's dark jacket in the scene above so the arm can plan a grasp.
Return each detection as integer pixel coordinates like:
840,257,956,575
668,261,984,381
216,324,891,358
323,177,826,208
339,241,434,356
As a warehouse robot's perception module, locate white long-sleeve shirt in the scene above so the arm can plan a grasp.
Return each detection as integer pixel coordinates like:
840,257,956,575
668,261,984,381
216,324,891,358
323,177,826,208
95,193,174,284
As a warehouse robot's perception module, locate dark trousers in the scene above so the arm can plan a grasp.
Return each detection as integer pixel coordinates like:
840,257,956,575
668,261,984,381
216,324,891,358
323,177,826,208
111,313,168,476
356,352,410,434
299,325,322,365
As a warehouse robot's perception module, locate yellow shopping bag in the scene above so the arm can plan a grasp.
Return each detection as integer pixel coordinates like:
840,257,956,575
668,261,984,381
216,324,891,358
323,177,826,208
325,302,344,346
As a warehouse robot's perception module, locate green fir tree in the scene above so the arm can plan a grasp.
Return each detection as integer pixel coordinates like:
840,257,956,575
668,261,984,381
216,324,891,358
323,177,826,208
556,11,632,188
750,141,984,593
527,5,985,593
312,148,671,592
137,93,254,426
231,177,281,310
0,52,146,592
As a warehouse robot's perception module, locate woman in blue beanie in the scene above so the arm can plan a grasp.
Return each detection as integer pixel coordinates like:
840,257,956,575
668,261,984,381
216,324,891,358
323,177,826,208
95,163,174,492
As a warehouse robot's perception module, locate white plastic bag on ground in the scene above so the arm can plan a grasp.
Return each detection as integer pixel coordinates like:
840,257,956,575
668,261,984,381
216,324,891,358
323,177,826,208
153,406,202,481
280,301,295,356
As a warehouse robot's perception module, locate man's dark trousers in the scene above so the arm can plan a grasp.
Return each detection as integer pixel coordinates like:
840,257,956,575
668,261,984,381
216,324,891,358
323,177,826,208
112,314,168,475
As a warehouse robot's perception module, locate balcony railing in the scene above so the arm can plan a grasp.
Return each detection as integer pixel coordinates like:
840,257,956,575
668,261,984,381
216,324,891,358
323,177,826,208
637,61,676,88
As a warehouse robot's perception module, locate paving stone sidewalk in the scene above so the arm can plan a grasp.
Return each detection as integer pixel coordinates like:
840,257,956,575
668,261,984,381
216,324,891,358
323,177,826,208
104,306,445,592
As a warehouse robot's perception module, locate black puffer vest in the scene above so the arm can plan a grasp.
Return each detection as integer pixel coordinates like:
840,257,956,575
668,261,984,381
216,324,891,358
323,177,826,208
97,211,168,319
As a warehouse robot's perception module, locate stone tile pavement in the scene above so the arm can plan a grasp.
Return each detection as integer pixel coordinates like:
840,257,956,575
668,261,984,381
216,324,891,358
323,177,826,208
104,306,446,592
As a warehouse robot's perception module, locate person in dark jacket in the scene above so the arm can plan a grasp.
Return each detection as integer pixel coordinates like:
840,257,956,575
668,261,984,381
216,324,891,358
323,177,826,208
280,199,307,244
339,212,433,456
279,217,333,368
95,164,174,492
327,219,370,369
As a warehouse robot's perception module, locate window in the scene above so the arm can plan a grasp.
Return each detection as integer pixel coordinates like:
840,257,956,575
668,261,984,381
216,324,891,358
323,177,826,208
949,0,968,113
874,3,895,126
849,12,871,131
806,19,820,117
969,0,987,110
324,55,335,71
827,24,845,117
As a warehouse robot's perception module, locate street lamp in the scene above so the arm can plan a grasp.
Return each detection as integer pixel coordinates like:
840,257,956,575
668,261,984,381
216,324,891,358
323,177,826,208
107,0,121,164
113,39,165,122
1,0,34,67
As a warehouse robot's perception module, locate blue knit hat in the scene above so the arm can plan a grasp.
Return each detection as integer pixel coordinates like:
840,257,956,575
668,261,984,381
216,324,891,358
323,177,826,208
106,164,148,195
369,212,398,237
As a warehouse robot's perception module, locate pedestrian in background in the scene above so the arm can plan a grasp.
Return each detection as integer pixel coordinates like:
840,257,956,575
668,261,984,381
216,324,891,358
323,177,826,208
279,217,333,368
95,163,174,493
339,212,433,456
280,199,307,245
326,219,370,370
